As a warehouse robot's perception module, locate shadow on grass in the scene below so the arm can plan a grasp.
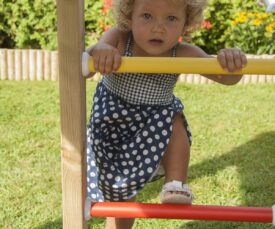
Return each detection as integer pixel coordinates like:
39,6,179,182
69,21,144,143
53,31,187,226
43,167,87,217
34,217,105,229
180,131,275,229
36,132,275,229
34,218,62,229
139,131,275,228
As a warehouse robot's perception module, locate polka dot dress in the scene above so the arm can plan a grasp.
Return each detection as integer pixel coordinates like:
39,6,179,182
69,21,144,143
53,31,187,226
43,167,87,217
87,82,192,202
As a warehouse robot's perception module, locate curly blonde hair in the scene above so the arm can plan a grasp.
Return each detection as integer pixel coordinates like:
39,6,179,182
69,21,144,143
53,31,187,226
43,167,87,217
112,0,207,40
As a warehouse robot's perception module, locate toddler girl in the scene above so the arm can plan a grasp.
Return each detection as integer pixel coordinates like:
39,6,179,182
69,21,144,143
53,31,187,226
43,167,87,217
86,0,247,228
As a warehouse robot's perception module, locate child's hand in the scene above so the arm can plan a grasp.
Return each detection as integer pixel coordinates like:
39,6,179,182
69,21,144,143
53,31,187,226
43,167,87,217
90,43,121,74
217,48,247,73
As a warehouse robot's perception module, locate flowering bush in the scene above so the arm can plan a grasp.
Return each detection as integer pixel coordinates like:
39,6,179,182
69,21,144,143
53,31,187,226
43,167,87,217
224,12,275,54
85,0,114,46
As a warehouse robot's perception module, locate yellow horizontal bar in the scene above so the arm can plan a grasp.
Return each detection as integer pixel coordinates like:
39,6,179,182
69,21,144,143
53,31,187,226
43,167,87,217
87,57,275,75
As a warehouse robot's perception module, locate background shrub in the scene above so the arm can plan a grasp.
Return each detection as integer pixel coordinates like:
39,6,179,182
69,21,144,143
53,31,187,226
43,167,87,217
0,0,274,54
0,0,57,50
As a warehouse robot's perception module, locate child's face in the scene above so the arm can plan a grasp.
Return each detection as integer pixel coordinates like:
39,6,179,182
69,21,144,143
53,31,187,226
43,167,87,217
130,0,186,56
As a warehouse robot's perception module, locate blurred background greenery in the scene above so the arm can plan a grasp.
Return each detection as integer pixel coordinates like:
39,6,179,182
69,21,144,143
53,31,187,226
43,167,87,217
0,0,274,54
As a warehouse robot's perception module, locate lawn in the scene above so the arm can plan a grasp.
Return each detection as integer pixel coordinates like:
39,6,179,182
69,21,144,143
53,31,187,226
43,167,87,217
0,81,274,229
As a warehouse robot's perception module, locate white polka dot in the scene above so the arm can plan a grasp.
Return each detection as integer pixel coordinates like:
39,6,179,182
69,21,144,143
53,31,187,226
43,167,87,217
154,155,159,161
166,117,172,123
103,116,109,121
121,183,128,188
150,126,156,132
155,135,160,140
115,176,121,182
154,114,160,119
157,121,164,127
113,113,119,118
107,173,113,179
131,181,137,185
142,149,149,155
129,142,134,148
136,137,141,143
162,130,168,136
132,167,138,172
147,167,153,173
126,117,132,122
92,194,97,199
98,151,103,157
111,133,117,139
122,161,127,166
139,170,144,176
159,142,165,148
123,169,129,175
122,109,128,115
145,158,151,164
131,126,137,131
162,109,168,115
90,183,96,188
142,131,149,137
151,146,157,152
139,143,145,149
147,138,153,144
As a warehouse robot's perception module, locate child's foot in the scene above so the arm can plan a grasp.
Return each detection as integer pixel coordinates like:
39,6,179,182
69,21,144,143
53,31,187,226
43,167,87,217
160,180,193,204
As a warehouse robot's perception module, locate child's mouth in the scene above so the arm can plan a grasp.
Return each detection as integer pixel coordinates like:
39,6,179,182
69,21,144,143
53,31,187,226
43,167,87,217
149,39,164,45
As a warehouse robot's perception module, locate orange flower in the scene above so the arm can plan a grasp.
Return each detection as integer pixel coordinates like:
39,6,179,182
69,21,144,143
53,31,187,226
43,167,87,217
202,20,212,29
102,0,112,14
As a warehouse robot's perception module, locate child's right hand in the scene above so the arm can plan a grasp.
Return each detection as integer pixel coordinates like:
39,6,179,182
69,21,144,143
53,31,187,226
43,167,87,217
90,43,121,74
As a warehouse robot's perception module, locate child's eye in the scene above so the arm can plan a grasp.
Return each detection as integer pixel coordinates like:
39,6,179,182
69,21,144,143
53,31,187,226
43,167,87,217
143,13,152,20
168,16,177,21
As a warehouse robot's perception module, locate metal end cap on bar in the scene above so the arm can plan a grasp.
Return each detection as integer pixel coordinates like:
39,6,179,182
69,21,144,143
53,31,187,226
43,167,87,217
272,204,275,226
84,198,92,220
82,52,90,77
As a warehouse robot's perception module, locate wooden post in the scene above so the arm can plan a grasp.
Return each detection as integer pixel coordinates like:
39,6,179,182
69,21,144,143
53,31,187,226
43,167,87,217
56,0,87,228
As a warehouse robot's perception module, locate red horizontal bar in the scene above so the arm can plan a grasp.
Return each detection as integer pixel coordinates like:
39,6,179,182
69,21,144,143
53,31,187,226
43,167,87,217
87,202,273,224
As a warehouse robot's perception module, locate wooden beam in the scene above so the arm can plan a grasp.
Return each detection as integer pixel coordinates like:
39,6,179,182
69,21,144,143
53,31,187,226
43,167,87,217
56,0,87,228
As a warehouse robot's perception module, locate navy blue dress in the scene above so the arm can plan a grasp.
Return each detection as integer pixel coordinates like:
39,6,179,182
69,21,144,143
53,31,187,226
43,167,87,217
87,34,192,202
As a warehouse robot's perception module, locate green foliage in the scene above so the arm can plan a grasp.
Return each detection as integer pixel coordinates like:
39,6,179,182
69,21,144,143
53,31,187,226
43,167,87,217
225,12,275,54
0,0,57,50
85,0,114,46
192,0,235,53
191,0,274,54
0,0,274,54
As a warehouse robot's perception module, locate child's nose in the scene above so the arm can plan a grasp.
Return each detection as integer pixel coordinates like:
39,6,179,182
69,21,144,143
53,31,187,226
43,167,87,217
151,20,165,33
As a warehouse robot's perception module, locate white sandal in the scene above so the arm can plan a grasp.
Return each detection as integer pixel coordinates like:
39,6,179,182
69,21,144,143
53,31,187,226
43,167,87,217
160,180,193,204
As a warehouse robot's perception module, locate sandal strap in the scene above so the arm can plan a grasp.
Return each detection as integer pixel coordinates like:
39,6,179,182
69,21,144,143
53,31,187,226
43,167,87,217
162,180,192,195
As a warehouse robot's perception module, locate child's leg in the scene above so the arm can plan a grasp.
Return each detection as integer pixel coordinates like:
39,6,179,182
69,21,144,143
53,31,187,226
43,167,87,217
105,197,135,229
162,113,190,191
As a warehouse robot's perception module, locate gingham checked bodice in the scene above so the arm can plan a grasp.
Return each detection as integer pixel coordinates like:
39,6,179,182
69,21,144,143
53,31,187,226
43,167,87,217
102,34,179,105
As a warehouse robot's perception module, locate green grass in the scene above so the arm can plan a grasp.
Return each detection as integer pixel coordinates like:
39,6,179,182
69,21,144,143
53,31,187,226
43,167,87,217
0,81,275,229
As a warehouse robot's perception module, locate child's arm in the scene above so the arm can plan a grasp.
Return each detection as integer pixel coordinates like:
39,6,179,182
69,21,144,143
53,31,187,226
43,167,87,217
177,44,247,85
86,27,127,74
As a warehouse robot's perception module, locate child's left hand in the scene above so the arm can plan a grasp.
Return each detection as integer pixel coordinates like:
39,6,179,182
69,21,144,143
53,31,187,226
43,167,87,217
217,48,247,73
